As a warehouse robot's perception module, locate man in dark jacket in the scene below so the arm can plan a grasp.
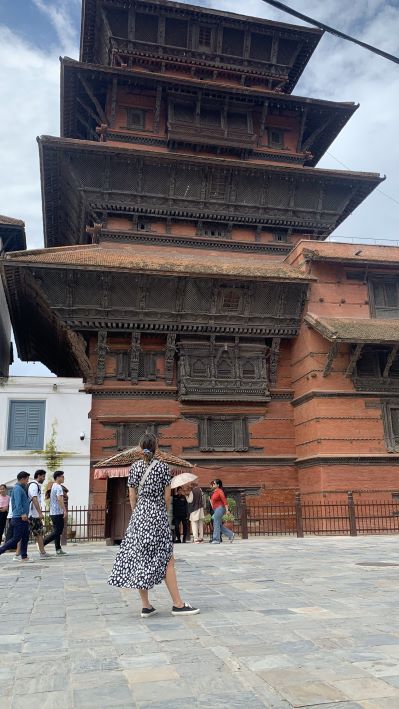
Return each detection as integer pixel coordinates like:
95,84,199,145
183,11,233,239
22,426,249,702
0,471,32,562
172,487,189,543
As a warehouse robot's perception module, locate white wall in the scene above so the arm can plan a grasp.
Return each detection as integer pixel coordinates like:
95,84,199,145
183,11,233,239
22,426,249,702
0,377,92,507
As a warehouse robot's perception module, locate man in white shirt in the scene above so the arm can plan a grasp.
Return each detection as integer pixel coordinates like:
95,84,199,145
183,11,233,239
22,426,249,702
43,471,68,556
28,469,49,559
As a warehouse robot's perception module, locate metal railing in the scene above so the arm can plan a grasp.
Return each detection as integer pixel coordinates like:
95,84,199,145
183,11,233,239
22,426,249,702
239,491,399,538
41,506,107,542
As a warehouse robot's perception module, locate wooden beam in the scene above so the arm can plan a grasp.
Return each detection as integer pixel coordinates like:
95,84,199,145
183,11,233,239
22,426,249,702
77,96,99,125
96,330,107,384
296,107,308,152
78,74,108,125
110,77,118,127
383,345,399,378
130,331,141,384
258,99,269,146
154,85,162,133
323,340,339,377
302,114,335,152
345,343,363,378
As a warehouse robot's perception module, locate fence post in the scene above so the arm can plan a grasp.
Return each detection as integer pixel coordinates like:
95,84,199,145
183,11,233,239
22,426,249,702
348,491,357,536
240,494,248,539
295,493,304,538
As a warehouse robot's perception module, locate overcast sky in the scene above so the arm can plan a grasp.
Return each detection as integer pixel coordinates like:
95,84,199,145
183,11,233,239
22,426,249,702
1,0,398,376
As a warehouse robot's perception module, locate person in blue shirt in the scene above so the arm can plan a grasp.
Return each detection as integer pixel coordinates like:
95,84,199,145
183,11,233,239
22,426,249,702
0,471,32,562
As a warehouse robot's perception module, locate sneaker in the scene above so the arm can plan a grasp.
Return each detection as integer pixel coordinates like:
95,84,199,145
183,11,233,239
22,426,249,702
20,557,35,563
141,606,157,618
194,541,201,544
12,555,21,561
211,541,220,544
56,549,68,556
229,533,235,544
172,603,200,616
39,552,51,559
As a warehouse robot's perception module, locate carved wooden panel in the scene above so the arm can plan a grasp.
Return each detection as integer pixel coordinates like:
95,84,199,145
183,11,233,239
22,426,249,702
178,339,269,401
193,416,249,452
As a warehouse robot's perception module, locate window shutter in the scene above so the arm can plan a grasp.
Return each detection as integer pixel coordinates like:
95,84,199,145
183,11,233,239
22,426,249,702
385,281,398,308
391,409,399,444
8,401,45,450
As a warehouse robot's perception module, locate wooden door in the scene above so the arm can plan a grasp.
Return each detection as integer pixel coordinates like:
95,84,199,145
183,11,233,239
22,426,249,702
108,478,131,543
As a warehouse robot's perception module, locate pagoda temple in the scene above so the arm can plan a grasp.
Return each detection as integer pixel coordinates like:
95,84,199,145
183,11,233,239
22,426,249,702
3,0,398,541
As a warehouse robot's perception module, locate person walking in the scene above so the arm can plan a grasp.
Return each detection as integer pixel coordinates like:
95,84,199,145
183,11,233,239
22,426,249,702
108,433,199,618
44,471,68,556
0,484,10,542
0,471,33,562
210,479,234,544
172,487,189,543
186,484,205,543
28,470,50,559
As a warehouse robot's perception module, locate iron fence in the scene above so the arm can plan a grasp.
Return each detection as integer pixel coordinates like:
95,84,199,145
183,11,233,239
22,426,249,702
32,491,399,542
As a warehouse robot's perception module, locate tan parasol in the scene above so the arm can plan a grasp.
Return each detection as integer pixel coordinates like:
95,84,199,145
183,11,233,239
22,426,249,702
170,472,199,489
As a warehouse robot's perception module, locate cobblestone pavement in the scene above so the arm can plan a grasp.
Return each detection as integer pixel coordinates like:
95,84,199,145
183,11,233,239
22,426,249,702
2,536,399,708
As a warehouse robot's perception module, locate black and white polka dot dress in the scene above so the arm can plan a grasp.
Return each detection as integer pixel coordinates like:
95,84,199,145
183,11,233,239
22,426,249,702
108,459,173,590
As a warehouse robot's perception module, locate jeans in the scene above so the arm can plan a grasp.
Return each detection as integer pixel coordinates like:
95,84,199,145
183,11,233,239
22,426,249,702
212,506,233,542
0,510,7,542
0,517,30,558
44,514,65,551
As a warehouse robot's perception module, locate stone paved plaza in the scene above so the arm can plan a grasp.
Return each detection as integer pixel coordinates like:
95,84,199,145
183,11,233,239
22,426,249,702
2,536,399,708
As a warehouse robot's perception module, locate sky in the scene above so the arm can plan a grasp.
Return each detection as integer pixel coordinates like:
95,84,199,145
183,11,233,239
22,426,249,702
0,0,398,376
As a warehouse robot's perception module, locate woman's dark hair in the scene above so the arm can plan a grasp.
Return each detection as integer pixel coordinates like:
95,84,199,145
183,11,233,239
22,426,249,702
139,433,157,462
213,479,224,490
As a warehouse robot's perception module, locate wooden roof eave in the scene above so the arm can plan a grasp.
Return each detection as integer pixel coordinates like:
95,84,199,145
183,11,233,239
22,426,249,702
305,314,399,346
1,263,92,377
3,253,314,284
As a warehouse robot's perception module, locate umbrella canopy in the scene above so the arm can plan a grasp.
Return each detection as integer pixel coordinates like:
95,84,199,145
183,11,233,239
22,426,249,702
95,446,193,471
170,472,198,490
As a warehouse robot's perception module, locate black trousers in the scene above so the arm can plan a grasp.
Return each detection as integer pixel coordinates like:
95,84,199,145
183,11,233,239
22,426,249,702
0,510,7,543
44,514,64,551
173,517,188,542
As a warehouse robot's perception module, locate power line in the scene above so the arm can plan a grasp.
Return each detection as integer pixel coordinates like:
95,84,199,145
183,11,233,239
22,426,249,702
260,0,399,64
326,152,399,208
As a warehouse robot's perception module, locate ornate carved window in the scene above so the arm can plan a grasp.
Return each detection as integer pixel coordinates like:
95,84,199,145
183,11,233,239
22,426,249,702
382,402,399,452
173,103,195,123
268,128,284,149
228,112,248,132
216,353,233,379
126,109,146,131
222,27,244,57
192,359,207,377
356,347,399,379
369,278,399,319
116,352,157,381
199,223,229,239
242,359,256,379
117,423,156,450
198,417,249,452
219,286,246,314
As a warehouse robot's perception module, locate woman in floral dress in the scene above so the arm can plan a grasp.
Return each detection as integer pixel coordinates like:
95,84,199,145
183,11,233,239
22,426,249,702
108,433,199,617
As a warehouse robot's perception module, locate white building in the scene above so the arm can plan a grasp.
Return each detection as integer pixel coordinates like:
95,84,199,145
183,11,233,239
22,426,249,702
0,377,91,508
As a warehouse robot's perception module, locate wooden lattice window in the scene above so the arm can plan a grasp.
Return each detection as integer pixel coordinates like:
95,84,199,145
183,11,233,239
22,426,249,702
222,27,244,56
127,108,145,131
173,103,195,123
165,18,188,47
117,423,156,450
382,402,399,452
200,108,222,128
192,359,207,377
268,128,284,148
370,278,399,319
116,352,157,380
198,25,212,49
199,417,249,452
228,112,248,132
242,359,256,379
209,172,227,200
135,13,158,43
249,32,272,61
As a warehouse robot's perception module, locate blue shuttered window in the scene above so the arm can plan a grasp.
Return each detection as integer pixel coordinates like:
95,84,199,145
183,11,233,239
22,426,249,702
7,401,46,450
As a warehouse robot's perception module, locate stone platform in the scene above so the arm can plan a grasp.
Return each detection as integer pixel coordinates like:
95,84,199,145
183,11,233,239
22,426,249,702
2,536,399,708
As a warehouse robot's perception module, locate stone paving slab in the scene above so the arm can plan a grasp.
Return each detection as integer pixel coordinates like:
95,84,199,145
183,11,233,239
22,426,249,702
2,536,399,707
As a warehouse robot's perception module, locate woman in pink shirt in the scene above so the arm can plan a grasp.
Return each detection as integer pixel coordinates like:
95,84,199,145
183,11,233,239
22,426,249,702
0,484,10,542
210,479,234,544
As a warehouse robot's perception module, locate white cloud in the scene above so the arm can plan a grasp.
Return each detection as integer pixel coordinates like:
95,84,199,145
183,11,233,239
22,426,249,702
32,0,80,54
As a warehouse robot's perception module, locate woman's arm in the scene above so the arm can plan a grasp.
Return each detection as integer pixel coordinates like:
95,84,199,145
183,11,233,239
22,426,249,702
164,485,171,509
129,487,137,511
